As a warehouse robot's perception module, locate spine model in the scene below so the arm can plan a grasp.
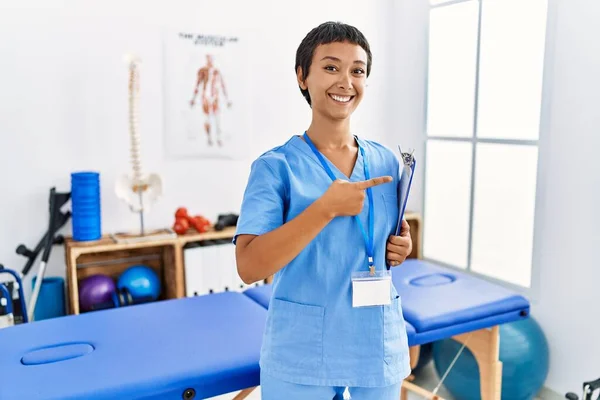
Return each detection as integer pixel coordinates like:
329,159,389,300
115,54,163,237
127,56,145,192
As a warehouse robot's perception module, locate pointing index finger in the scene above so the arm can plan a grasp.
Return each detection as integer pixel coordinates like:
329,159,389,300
355,176,393,190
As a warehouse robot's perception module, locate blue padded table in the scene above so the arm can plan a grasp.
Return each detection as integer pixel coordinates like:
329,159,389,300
392,259,530,346
0,292,266,400
244,284,272,309
392,259,530,400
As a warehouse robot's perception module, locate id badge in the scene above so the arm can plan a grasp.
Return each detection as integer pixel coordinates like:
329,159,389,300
351,270,392,307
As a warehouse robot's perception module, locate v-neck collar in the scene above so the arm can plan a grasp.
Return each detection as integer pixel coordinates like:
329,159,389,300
291,134,365,181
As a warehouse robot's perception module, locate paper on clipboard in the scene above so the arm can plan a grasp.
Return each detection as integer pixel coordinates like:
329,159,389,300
395,145,416,236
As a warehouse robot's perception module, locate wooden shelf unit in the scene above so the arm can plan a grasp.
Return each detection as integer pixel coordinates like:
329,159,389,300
64,227,237,315
64,212,422,315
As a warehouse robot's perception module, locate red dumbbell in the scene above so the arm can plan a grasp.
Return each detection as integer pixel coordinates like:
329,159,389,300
172,207,211,234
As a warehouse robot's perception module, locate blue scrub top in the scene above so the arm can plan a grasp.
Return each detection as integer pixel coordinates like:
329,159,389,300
234,134,411,387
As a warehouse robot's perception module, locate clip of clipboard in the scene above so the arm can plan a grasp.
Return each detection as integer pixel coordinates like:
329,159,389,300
394,145,416,236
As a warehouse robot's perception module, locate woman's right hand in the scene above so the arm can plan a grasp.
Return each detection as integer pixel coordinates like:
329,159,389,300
318,176,393,218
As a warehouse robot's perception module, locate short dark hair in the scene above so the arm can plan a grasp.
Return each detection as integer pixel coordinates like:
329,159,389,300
295,21,372,106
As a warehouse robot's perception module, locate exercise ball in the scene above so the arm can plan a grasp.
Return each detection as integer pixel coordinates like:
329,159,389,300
79,274,116,312
117,265,161,301
432,316,549,400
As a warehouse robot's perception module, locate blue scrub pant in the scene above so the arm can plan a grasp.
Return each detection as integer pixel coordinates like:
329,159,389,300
260,371,402,400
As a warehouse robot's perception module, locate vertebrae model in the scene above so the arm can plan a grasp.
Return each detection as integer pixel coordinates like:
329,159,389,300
128,56,144,189
115,54,163,235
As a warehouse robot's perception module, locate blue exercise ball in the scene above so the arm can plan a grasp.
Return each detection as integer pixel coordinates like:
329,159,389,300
117,265,161,301
432,317,549,400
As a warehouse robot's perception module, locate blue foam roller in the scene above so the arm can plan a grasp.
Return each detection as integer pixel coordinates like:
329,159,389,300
71,171,99,181
70,171,102,241
72,231,101,241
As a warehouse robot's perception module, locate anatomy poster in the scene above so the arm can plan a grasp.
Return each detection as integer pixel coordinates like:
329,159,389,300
163,31,251,159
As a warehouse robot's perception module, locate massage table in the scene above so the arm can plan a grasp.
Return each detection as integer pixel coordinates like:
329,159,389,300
244,259,531,400
0,292,266,400
0,259,529,400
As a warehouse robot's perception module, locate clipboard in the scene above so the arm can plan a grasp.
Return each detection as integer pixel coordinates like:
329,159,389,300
394,145,416,236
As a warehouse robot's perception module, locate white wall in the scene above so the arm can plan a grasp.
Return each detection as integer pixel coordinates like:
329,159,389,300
529,0,600,394
0,0,397,290
385,0,430,212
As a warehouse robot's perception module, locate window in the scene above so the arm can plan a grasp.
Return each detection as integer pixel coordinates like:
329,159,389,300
423,0,549,289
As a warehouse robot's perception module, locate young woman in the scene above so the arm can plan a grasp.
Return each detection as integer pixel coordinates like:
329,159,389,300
234,21,413,399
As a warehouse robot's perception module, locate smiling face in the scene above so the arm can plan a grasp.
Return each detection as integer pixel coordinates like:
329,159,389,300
297,41,368,122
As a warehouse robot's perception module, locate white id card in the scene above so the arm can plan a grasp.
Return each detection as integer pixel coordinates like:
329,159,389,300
351,270,392,307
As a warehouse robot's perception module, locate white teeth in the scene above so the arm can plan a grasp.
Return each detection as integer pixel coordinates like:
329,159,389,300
330,94,352,103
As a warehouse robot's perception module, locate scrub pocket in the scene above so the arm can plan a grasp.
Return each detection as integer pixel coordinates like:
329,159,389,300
268,298,325,369
383,295,408,366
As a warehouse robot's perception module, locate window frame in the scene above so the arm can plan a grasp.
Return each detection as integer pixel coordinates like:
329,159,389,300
419,0,558,300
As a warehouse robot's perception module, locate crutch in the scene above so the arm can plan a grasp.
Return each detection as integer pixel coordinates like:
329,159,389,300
26,188,71,321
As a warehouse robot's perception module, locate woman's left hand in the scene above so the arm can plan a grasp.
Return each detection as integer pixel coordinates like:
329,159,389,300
387,220,412,267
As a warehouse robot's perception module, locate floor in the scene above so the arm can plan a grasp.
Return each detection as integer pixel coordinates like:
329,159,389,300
206,361,557,399
207,362,455,400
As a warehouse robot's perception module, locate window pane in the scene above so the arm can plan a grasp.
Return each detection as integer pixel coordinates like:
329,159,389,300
476,0,548,140
426,1,479,138
423,140,473,268
471,143,538,287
